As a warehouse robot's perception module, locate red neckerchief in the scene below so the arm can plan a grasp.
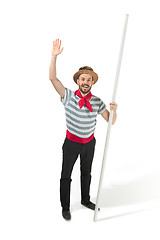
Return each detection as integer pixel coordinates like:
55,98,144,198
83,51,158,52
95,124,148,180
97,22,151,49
75,89,93,112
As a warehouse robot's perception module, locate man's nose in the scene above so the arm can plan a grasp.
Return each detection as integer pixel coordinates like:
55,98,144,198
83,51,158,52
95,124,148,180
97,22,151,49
84,80,88,84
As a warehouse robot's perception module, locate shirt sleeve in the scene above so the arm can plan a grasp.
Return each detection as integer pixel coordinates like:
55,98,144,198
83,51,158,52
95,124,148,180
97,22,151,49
61,88,73,106
98,99,106,114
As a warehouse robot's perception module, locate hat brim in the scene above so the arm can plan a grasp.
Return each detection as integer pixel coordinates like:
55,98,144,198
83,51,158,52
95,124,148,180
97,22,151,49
73,70,98,84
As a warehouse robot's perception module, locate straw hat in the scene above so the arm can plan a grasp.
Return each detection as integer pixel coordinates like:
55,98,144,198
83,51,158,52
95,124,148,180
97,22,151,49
73,66,98,84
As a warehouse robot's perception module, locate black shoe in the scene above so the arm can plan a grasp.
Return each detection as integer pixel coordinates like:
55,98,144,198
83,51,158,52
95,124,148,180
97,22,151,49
81,201,100,211
62,210,71,221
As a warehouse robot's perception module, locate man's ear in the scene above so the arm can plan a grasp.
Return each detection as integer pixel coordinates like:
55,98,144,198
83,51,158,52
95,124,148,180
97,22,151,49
77,78,80,85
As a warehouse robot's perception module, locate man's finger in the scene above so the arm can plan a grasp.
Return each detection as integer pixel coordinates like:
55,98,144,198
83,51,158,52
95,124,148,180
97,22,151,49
60,47,64,53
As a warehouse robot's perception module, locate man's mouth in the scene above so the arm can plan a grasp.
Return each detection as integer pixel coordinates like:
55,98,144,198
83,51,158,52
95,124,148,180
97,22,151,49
82,84,89,89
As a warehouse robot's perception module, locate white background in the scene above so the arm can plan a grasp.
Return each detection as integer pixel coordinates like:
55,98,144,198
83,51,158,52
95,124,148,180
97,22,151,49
0,0,160,239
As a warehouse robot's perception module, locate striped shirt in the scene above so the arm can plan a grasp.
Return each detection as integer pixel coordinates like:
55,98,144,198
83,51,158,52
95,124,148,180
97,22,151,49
61,88,106,139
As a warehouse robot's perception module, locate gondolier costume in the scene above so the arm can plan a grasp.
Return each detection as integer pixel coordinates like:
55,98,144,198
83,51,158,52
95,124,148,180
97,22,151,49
60,67,106,212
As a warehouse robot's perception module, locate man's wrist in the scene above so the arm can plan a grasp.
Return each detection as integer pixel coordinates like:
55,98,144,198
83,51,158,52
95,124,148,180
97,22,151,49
52,55,57,59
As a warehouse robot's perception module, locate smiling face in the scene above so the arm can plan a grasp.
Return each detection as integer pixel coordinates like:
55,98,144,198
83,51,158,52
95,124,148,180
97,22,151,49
77,73,94,95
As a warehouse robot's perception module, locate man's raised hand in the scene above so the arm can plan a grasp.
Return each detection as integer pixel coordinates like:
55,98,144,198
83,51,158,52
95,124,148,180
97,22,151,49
52,39,64,56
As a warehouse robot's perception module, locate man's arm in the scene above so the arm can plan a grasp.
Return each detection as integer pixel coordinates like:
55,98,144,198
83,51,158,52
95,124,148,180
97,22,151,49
101,103,117,124
49,39,65,98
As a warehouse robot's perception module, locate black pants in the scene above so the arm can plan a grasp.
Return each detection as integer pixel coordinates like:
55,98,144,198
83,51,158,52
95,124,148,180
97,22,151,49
60,137,96,211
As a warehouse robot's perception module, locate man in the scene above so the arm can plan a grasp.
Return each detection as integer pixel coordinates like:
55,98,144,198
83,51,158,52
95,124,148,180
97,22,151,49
49,39,117,221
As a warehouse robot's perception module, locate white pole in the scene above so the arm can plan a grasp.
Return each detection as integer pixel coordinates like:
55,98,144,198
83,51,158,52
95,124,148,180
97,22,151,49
94,14,129,222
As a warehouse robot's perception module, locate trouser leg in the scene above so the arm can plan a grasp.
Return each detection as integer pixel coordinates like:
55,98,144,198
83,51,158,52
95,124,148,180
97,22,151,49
60,138,79,211
80,138,96,204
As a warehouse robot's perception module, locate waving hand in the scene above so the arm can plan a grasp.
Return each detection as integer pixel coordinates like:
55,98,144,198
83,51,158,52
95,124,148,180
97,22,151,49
52,39,64,56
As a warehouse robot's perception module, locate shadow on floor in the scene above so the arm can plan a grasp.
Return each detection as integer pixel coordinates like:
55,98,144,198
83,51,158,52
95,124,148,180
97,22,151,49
94,170,160,208
92,170,160,221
